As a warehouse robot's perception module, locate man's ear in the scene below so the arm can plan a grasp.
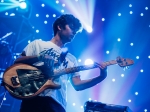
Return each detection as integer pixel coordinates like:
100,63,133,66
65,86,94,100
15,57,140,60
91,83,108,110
57,25,61,31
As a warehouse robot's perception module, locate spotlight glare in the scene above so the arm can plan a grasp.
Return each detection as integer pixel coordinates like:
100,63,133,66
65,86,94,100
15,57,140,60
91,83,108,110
62,4,65,7
102,18,105,21
88,98,92,101
118,13,121,16
5,12,8,15
46,14,49,18
28,40,31,43
144,109,147,112
19,2,27,9
145,7,148,10
86,26,93,33
78,59,81,62
36,14,39,17
112,78,115,82
121,74,124,77
136,56,139,59
106,51,109,54
84,59,94,65
61,9,64,13
80,106,83,108
72,103,76,106
10,13,15,16
140,13,144,16
129,4,132,7
53,14,56,17
128,99,131,103
41,3,45,7
140,69,143,73
44,21,47,24
130,43,134,46
135,92,138,95
148,55,150,59
130,11,133,14
56,0,59,4
36,30,39,33
3,97,6,101
117,38,121,42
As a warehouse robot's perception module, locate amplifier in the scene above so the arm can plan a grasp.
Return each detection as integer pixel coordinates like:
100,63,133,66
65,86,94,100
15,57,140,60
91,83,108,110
84,101,132,112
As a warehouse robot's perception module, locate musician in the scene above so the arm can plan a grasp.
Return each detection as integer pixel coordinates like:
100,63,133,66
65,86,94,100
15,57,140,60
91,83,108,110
14,14,107,112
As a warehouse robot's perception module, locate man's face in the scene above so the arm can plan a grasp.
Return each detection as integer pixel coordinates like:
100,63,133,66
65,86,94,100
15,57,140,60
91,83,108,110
59,24,77,44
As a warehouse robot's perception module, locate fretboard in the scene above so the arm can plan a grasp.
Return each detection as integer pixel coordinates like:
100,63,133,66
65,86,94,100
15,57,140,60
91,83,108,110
52,60,117,78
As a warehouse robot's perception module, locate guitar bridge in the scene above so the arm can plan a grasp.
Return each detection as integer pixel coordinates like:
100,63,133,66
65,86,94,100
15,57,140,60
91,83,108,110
11,76,20,86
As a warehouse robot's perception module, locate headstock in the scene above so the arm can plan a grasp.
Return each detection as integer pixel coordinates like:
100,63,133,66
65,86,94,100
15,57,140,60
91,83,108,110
116,56,134,69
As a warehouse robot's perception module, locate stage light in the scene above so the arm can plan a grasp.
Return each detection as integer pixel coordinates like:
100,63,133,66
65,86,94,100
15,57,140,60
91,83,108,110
41,3,45,7
19,1,27,9
44,21,47,24
53,14,56,17
3,97,6,101
84,59,94,65
106,51,109,54
130,43,133,46
5,12,8,15
128,99,131,103
136,56,139,59
28,40,30,43
118,13,121,16
36,30,39,33
140,13,144,16
10,13,15,16
86,26,93,33
72,103,76,106
129,4,132,7
117,38,121,42
78,59,81,62
145,7,148,10
135,92,138,95
61,9,64,13
144,109,148,112
121,74,124,77
62,4,65,7
88,98,92,101
130,11,133,14
56,0,59,4
112,78,115,82
14,0,32,19
46,14,49,18
148,55,150,59
140,69,143,72
102,18,105,21
36,14,39,17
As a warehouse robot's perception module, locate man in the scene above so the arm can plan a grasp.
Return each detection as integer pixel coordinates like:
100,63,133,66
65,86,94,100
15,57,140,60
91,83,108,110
14,14,107,112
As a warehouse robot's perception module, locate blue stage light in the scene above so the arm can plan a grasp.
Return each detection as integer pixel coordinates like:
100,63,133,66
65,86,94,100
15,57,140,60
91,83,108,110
19,1,27,9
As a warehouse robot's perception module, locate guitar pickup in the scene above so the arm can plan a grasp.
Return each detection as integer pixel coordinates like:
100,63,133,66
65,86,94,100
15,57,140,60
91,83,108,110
11,76,20,86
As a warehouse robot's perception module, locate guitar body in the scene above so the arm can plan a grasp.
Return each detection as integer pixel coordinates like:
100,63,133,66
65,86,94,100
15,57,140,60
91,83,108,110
2,57,134,100
3,63,61,100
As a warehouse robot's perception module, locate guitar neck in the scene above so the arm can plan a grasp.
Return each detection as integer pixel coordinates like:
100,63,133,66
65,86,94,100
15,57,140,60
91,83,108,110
53,60,117,78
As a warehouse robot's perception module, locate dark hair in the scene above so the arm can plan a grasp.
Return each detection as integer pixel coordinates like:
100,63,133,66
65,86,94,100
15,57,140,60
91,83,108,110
53,14,82,36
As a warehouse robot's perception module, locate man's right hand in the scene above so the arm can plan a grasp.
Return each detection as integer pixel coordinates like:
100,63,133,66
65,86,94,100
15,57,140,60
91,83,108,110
38,54,55,76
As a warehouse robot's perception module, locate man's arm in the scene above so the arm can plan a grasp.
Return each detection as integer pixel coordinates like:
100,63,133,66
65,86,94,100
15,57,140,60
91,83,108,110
14,55,39,65
70,67,107,91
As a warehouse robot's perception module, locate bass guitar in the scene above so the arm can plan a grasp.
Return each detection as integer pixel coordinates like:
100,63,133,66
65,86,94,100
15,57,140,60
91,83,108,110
2,56,134,99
